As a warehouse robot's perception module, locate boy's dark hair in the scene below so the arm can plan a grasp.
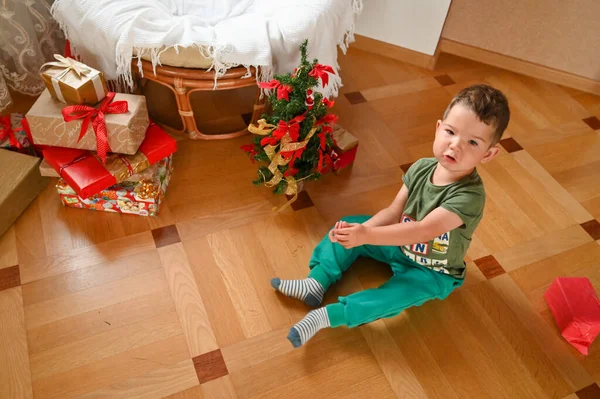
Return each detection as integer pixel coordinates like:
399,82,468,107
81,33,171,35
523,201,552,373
443,84,510,144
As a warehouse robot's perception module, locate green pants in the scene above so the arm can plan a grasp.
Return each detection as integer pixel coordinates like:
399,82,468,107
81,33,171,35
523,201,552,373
308,215,463,328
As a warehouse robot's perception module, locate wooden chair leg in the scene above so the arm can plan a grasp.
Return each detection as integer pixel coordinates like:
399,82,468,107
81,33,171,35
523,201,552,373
173,78,200,139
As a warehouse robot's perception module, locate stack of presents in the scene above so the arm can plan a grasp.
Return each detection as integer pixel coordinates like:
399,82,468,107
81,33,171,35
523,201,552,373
0,56,178,236
1,55,361,237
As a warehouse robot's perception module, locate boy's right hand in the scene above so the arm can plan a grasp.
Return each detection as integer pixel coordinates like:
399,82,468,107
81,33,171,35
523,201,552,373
329,221,349,243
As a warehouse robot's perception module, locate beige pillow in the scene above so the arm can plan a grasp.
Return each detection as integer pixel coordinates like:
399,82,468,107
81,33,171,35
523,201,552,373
136,46,213,69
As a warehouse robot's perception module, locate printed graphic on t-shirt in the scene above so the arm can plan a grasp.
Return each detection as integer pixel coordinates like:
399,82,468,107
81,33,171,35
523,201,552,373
411,242,429,255
401,213,451,273
432,232,450,254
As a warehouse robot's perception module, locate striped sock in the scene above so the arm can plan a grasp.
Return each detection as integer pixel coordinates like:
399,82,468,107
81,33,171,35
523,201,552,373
288,307,330,348
270,277,324,307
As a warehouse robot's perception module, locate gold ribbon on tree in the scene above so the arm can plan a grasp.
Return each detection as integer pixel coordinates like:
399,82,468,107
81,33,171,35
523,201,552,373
249,118,318,212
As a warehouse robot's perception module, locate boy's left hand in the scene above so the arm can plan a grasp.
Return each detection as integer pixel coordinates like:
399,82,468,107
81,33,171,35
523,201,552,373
334,223,369,248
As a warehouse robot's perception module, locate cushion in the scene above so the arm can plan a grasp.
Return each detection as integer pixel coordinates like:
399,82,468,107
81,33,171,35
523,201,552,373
136,46,213,69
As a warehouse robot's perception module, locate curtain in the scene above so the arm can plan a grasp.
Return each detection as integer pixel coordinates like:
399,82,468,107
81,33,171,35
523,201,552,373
0,0,65,112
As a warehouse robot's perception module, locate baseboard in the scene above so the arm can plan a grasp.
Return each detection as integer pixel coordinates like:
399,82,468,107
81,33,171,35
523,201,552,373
438,38,600,95
352,34,439,70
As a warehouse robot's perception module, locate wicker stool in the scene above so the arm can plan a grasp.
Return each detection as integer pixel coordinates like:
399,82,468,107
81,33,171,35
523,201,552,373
135,60,266,140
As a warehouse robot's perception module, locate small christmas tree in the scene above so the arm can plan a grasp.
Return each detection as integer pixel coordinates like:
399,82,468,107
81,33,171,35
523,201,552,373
242,40,338,209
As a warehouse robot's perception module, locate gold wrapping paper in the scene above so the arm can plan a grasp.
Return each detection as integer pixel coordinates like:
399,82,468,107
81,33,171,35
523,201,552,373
40,56,108,105
102,151,151,183
26,89,150,155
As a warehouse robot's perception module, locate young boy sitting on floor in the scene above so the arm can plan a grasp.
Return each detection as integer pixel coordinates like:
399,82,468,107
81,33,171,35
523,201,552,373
271,84,510,348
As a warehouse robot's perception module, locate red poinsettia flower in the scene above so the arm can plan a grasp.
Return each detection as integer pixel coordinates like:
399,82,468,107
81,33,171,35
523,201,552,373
308,64,335,87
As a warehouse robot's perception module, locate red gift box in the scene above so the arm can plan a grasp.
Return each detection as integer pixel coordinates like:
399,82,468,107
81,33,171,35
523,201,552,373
544,277,600,355
43,123,176,199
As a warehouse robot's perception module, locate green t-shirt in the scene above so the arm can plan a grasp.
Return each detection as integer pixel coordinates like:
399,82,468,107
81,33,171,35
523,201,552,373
400,158,485,278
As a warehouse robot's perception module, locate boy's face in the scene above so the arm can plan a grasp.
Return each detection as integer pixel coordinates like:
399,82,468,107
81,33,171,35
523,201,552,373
433,104,500,173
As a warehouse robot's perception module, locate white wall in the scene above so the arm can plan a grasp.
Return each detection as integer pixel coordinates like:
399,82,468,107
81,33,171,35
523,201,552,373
355,0,452,56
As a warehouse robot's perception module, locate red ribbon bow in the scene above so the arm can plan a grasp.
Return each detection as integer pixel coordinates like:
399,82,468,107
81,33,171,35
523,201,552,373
258,79,293,101
315,113,338,127
61,92,128,163
260,114,305,146
317,124,333,151
308,64,335,87
0,115,23,150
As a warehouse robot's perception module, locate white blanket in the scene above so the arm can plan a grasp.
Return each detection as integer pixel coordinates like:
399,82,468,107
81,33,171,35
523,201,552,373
51,0,362,98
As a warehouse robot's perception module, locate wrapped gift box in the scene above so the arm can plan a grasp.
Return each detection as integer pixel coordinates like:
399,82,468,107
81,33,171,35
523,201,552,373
43,123,176,199
332,125,358,174
26,89,149,155
1,114,28,150
41,55,108,105
0,113,37,156
544,277,600,355
0,149,50,237
57,156,173,217
39,159,59,177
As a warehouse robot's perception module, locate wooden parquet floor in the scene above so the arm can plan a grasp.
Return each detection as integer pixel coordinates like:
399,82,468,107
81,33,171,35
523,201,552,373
1,49,600,399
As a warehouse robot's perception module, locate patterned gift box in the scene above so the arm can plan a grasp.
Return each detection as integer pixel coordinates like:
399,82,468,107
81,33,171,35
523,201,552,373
40,55,108,105
57,156,173,217
26,89,149,155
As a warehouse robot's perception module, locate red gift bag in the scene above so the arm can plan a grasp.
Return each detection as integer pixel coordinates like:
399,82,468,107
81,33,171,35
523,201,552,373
544,277,600,355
